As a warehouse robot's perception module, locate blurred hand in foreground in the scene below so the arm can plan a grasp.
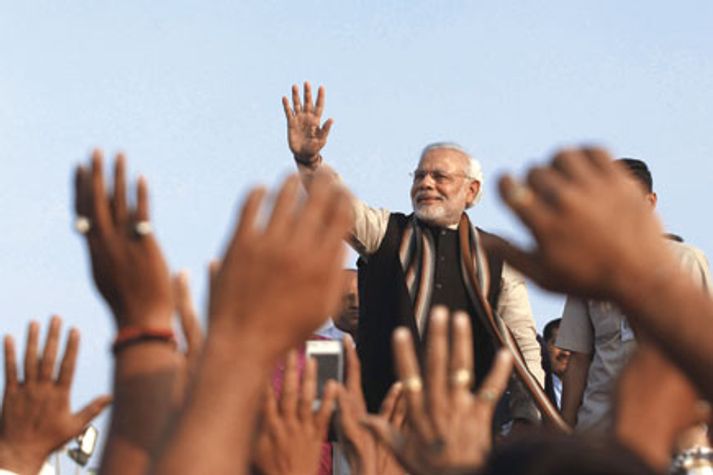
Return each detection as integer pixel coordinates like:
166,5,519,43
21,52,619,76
74,150,173,329
207,171,352,360
483,147,671,301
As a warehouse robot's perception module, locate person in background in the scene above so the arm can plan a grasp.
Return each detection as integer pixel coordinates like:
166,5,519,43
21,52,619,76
557,158,713,433
332,269,359,341
541,318,570,410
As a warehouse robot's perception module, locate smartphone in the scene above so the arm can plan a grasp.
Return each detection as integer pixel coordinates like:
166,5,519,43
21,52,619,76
305,339,344,408
305,339,343,442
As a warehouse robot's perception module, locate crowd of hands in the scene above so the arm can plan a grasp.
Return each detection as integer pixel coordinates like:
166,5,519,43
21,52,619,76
1,84,713,475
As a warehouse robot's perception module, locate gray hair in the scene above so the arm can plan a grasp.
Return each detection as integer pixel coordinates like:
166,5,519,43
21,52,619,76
419,142,484,207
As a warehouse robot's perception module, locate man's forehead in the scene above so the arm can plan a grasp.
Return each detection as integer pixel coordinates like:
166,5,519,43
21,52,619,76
417,148,468,169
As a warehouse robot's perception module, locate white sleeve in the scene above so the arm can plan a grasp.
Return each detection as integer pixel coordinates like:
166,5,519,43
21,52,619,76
497,263,545,387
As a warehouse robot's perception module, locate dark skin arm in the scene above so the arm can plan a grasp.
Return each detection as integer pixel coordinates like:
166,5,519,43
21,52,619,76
559,350,591,427
74,151,182,475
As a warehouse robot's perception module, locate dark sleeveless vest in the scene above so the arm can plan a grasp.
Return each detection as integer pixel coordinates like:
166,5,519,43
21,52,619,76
356,213,503,412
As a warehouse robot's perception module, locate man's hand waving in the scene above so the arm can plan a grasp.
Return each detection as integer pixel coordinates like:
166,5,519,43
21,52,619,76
282,82,333,165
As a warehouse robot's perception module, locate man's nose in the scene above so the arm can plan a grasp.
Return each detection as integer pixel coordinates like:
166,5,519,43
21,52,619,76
418,173,437,188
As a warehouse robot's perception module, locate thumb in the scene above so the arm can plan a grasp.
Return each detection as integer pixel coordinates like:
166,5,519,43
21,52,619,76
74,394,112,427
480,232,546,285
360,415,402,451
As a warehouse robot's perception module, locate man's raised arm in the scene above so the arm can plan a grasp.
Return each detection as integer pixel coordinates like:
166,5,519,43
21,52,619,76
281,82,390,256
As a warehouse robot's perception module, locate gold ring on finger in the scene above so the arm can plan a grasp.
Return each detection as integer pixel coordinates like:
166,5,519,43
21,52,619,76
402,376,423,392
450,368,472,388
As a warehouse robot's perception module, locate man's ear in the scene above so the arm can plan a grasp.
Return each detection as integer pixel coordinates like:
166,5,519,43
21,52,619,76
647,192,658,209
466,180,481,208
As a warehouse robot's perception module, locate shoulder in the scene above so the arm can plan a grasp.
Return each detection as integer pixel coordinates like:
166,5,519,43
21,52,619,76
666,240,709,267
666,239,712,291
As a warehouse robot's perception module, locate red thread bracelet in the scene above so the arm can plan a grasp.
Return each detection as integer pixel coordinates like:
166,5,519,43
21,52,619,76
112,327,176,355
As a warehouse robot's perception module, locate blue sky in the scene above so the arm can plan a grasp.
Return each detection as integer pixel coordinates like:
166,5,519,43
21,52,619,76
2,0,713,467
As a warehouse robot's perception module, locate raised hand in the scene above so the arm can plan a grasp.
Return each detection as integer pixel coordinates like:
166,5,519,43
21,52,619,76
282,82,334,164
207,172,352,359
0,318,111,475
336,336,405,475
74,150,173,329
482,147,671,302
363,308,514,475
153,171,353,475
253,351,337,475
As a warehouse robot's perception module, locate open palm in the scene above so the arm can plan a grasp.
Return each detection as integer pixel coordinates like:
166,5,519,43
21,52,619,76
282,82,333,162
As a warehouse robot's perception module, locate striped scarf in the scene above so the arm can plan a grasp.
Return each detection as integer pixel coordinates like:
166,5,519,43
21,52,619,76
399,214,490,334
399,213,569,432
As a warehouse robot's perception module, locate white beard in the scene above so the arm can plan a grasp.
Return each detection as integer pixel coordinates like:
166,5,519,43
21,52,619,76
413,202,449,226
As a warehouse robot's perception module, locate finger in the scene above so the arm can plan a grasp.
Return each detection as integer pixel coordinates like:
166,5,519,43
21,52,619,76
90,150,113,235
58,328,80,388
425,307,449,432
290,171,333,245
74,394,112,427
320,118,334,139
391,390,407,428
498,175,554,234
477,350,514,407
280,350,299,420
343,334,362,394
581,147,616,173
224,187,267,260
314,85,326,116
479,233,548,287
173,271,204,356
4,336,18,390
525,166,570,210
266,174,300,237
281,96,294,122
393,327,432,438
74,165,91,219
299,356,318,422
24,321,40,383
360,416,404,455
379,381,403,419
550,148,592,182
112,153,129,227
207,259,221,312
450,311,474,389
303,81,313,113
134,175,150,222
305,181,352,268
336,386,358,437
291,84,302,113
263,383,284,436
39,316,62,381
315,380,337,434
